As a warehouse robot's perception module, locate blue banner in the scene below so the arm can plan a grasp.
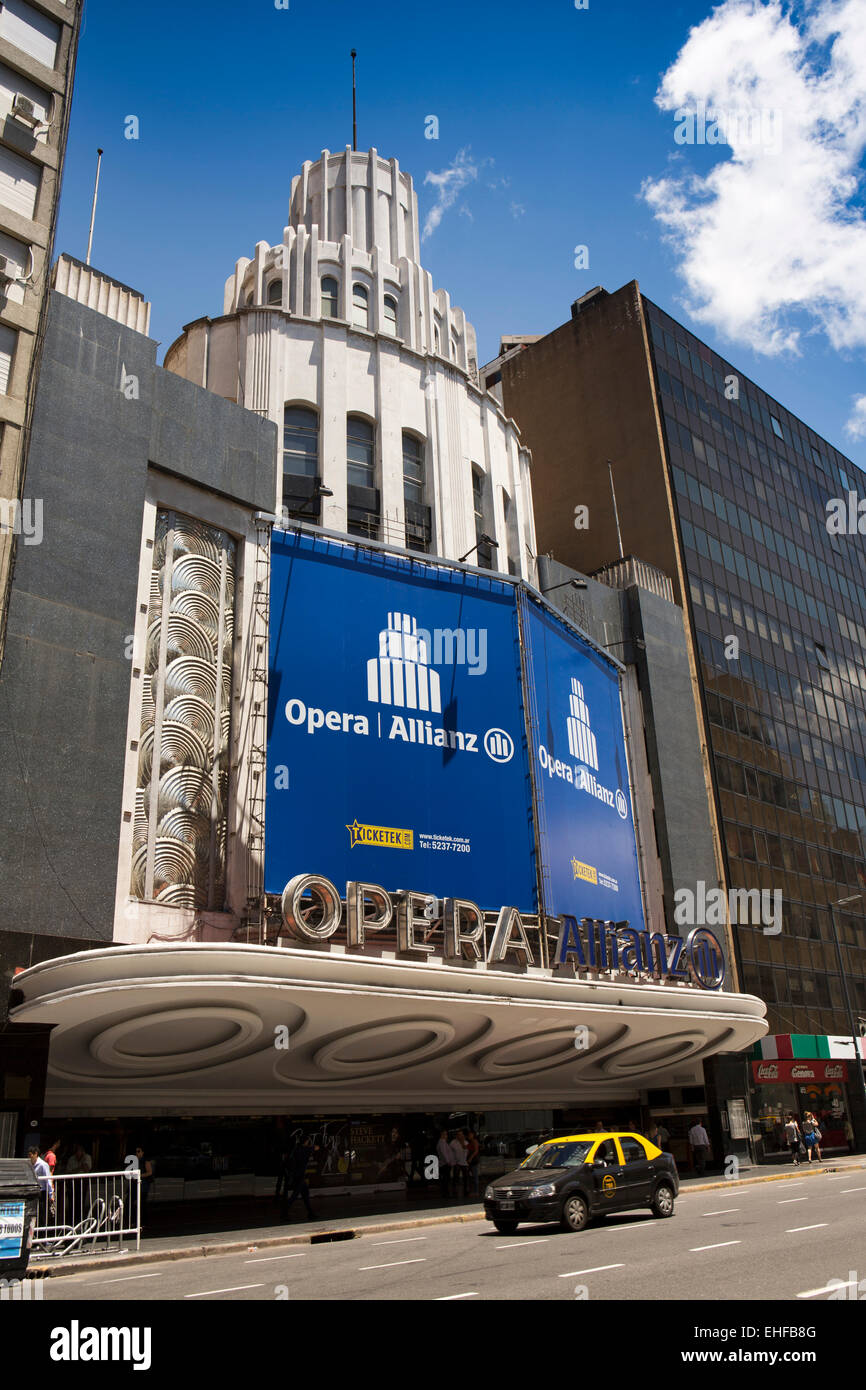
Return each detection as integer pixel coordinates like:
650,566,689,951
265,532,538,908
521,594,645,932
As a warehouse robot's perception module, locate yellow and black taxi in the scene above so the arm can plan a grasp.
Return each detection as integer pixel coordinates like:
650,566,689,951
483,1132,679,1234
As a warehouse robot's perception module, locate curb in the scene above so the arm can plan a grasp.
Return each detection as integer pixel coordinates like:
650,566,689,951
28,1160,866,1280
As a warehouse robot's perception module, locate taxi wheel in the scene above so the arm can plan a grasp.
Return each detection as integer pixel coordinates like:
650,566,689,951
493,1220,518,1235
561,1193,589,1232
651,1183,675,1218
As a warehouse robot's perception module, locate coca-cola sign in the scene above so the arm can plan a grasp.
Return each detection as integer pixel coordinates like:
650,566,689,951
752,1059,849,1084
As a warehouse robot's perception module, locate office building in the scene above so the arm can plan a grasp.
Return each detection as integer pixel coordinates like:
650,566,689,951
492,280,866,1151
0,0,82,668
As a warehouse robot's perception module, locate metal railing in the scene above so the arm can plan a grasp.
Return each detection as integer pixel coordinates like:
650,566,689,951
31,1170,140,1257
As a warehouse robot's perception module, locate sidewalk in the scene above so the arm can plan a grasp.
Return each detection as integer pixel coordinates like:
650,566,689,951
29,1154,866,1280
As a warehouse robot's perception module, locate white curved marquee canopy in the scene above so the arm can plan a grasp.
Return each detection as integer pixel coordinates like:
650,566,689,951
11,943,768,1116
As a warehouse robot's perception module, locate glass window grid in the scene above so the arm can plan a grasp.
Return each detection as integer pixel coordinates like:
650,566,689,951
321,276,339,319
654,358,852,528
402,432,424,505
645,303,866,1027
352,282,369,328
666,428,865,608
646,302,851,480
691,574,866,754
347,415,375,488
282,405,318,478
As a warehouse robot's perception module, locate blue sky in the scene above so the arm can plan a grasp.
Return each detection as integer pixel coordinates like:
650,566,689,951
56,0,866,466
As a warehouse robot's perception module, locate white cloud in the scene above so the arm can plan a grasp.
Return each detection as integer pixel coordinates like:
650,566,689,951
845,395,866,440
510,202,526,219
642,0,866,356
422,149,478,240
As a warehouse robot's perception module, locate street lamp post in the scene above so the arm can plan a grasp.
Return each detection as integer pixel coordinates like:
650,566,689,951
828,894,866,1152
458,534,498,565
540,578,588,596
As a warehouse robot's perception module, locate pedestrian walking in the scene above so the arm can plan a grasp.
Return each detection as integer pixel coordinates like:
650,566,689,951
436,1128,454,1197
466,1129,481,1196
28,1144,55,1228
65,1142,92,1174
406,1127,428,1185
784,1113,802,1165
451,1129,469,1197
135,1147,154,1221
275,1146,292,1201
688,1118,711,1176
802,1112,823,1164
283,1136,316,1219
43,1139,61,1174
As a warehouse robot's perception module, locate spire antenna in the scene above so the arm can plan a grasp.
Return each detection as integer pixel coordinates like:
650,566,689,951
351,49,357,152
86,148,103,266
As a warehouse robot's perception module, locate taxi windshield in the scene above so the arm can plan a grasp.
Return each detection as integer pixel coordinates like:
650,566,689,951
520,1140,594,1170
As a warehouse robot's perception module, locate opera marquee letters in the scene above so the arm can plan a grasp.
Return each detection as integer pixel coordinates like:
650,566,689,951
279,874,727,991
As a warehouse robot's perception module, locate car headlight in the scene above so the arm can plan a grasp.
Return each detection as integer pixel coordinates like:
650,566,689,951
484,1186,494,1201
527,1183,557,1198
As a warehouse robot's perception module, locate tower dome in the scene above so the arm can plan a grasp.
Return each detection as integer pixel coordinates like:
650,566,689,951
164,149,536,578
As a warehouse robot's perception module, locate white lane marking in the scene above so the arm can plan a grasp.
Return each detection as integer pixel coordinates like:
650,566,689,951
83,1273,162,1284
245,1253,308,1263
557,1263,624,1277
701,1209,739,1216
786,1224,828,1233
840,1186,866,1194
778,1198,809,1204
369,1236,428,1247
358,1258,426,1271
689,1241,741,1252
435,1292,479,1300
184,1283,264,1298
797,1278,859,1299
495,1238,550,1249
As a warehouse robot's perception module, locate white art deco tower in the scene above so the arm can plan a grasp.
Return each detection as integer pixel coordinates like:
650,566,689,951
165,147,537,578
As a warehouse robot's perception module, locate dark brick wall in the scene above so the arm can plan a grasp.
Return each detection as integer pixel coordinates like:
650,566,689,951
501,282,684,603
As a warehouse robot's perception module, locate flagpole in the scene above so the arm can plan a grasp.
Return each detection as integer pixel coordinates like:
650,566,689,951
351,50,357,152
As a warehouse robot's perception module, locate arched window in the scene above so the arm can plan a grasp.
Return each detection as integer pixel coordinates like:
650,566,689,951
321,276,339,319
402,433,424,505
383,294,398,335
472,465,494,570
433,322,441,354
283,406,318,478
347,416,375,489
451,331,460,362
245,292,254,307
267,279,282,305
352,283,369,329
403,432,431,554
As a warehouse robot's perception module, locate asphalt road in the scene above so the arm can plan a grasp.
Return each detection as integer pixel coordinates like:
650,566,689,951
38,1172,866,1302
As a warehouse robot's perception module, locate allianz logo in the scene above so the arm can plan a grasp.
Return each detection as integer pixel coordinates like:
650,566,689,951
537,677,629,819
368,612,488,698
283,610,511,762
566,678,598,771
